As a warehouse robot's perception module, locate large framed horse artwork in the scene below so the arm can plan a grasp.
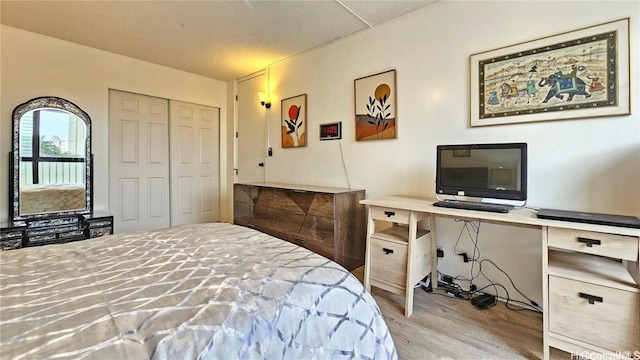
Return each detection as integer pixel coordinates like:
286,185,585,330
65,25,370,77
470,18,629,127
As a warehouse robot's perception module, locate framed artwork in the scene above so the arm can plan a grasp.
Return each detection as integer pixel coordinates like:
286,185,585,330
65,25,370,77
319,122,342,141
354,69,397,141
281,94,307,148
470,18,630,127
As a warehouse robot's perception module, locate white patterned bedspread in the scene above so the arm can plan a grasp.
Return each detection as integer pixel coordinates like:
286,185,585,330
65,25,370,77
0,222,397,360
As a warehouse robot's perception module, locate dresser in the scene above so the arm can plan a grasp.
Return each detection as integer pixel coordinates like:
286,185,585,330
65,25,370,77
0,213,114,250
360,195,639,359
5,96,114,252
233,182,366,271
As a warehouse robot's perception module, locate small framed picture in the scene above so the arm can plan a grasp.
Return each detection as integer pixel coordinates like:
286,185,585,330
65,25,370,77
453,149,471,157
354,69,397,141
281,94,307,148
319,122,342,141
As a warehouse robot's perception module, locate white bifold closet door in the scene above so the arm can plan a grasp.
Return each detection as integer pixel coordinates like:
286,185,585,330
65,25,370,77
109,90,219,233
169,100,220,226
109,90,171,233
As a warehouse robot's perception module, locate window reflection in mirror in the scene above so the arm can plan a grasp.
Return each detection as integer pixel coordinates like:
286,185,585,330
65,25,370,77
18,108,87,215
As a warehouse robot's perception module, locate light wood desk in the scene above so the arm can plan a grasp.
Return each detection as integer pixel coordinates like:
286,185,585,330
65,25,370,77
360,195,639,359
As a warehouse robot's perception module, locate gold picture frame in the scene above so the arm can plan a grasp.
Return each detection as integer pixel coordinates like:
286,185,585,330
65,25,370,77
470,18,630,127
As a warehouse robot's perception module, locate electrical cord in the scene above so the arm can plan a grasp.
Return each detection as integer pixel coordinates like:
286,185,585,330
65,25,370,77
431,219,542,313
434,276,541,313
452,219,481,291
452,219,481,261
476,259,542,312
337,140,351,190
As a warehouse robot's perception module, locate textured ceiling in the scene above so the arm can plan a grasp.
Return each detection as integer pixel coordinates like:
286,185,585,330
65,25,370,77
0,0,438,81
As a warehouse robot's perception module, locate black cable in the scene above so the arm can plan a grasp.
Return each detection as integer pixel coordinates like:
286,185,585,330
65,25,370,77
478,258,541,310
451,220,467,257
450,220,482,293
496,295,542,313
467,221,481,291
436,219,542,314
428,288,470,301
475,263,542,313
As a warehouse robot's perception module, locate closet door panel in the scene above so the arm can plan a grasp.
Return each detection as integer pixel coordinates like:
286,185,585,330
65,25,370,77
200,176,214,212
109,90,170,233
148,177,166,219
170,100,220,225
119,178,139,222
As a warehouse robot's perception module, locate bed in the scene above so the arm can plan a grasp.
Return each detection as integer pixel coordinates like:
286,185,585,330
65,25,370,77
0,222,397,359
19,183,86,214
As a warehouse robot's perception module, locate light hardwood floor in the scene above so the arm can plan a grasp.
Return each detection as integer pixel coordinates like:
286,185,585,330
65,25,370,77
351,267,571,359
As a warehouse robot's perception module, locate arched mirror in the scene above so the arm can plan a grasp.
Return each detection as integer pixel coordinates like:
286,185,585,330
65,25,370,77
10,97,92,221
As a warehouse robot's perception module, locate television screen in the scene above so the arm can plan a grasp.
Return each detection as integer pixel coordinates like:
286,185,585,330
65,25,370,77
436,143,527,201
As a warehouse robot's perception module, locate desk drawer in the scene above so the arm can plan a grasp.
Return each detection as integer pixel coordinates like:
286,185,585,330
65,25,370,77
371,207,410,224
369,237,407,288
549,276,640,352
548,227,638,261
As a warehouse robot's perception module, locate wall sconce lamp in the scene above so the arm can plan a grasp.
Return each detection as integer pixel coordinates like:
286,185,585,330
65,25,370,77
258,91,273,157
258,92,271,108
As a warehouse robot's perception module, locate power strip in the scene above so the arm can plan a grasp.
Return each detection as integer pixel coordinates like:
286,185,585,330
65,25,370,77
471,293,496,309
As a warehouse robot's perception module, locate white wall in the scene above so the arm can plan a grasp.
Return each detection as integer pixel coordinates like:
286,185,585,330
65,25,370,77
251,1,640,305
0,26,228,224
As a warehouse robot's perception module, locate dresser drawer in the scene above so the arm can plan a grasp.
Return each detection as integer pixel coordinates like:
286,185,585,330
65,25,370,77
370,207,410,224
273,210,305,239
251,205,275,231
87,219,112,229
1,239,22,251
297,216,335,248
89,227,112,238
307,193,335,219
548,227,638,261
233,201,252,224
549,276,640,352
233,184,259,204
59,230,85,239
369,237,408,288
0,229,24,240
295,237,334,262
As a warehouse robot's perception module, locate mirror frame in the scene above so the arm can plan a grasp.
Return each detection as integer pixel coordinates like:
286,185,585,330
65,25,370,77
10,96,93,221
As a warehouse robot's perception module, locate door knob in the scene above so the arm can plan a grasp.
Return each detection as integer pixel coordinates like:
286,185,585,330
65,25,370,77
258,162,264,167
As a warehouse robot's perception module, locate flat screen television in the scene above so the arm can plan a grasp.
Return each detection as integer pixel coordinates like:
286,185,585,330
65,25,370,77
435,143,527,201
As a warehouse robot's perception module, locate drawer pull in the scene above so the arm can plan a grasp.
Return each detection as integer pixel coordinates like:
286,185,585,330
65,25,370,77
578,292,603,305
382,247,394,255
384,211,396,217
577,237,601,247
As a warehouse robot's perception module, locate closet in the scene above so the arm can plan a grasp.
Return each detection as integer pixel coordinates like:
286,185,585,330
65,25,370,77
109,90,220,233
